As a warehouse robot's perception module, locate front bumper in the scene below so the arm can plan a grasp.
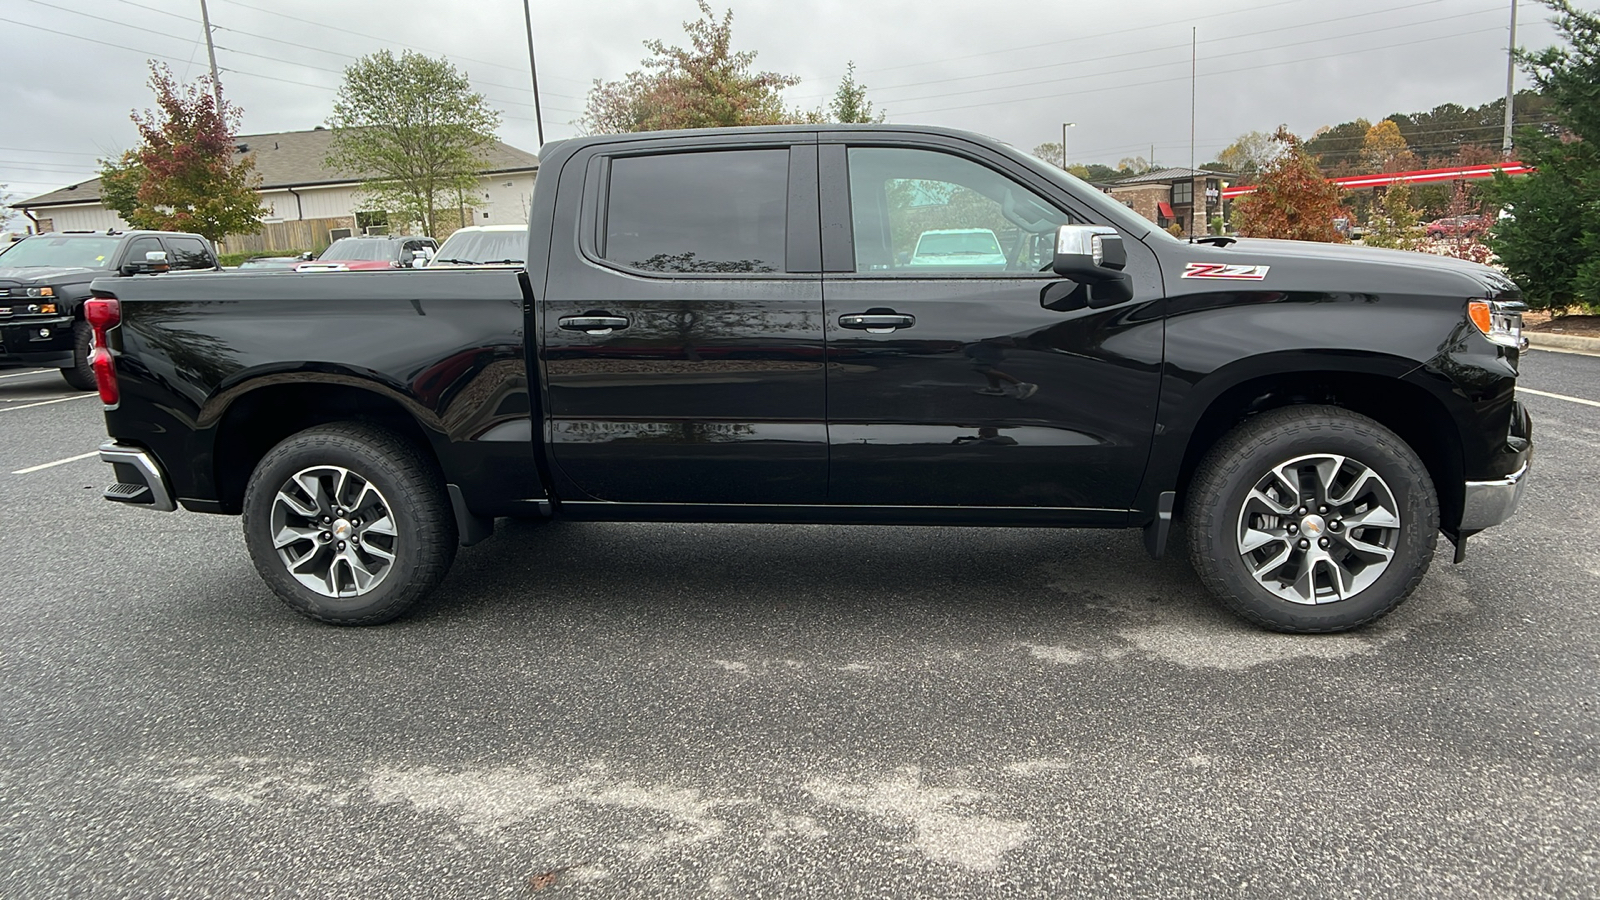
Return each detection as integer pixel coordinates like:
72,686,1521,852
0,315,75,367
98,441,177,512
1459,399,1533,532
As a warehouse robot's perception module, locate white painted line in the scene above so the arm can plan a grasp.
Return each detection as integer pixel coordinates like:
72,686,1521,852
0,394,99,413
11,450,100,475
2,395,84,403
1519,387,1600,408
0,368,55,380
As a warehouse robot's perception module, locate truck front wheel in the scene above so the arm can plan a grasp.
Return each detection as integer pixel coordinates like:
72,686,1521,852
242,424,458,625
60,320,95,391
1186,405,1438,633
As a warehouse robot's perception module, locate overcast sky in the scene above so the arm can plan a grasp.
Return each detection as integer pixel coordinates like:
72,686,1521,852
0,0,1577,218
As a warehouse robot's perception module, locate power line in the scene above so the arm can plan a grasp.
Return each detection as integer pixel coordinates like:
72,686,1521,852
895,24,1507,116
792,0,1466,102
886,6,1506,110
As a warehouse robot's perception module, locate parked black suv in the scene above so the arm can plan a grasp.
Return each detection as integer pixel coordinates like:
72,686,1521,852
0,229,218,388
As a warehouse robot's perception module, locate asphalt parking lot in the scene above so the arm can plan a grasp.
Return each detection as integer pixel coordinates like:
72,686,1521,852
1,352,1597,899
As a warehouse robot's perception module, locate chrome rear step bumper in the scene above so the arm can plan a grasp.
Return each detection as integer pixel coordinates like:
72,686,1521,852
98,441,177,512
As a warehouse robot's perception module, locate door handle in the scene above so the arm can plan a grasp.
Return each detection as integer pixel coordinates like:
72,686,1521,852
839,312,915,334
559,314,629,336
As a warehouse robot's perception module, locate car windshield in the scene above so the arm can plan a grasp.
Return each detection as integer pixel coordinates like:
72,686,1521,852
318,240,395,262
0,236,122,268
1010,145,1166,242
914,231,1003,257
430,230,526,265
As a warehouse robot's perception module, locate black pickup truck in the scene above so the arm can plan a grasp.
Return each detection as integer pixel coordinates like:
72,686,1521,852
0,229,219,387
86,125,1533,633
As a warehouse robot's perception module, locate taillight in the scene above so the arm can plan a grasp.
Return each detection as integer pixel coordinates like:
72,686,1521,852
85,296,121,407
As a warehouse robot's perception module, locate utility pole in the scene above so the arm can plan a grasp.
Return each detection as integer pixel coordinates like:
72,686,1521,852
1190,26,1197,239
1502,0,1518,156
1061,122,1075,169
198,0,222,106
522,0,546,147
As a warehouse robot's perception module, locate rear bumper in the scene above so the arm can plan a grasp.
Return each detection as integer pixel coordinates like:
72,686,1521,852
98,441,177,512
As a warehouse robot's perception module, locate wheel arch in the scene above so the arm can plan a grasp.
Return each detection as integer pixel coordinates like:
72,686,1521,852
1167,362,1465,532
209,378,445,515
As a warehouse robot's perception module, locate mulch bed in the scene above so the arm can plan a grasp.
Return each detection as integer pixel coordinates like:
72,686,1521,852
1525,314,1600,337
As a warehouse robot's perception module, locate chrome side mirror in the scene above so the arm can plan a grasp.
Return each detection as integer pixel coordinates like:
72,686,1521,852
1052,225,1126,279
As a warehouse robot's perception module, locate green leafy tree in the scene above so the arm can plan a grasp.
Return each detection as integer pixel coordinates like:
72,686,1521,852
325,50,501,238
1234,127,1346,243
581,1,799,133
97,63,264,242
827,61,883,123
1489,0,1600,311
1362,182,1424,250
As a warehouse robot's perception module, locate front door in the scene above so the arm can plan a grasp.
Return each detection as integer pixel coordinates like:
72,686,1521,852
820,141,1165,513
541,139,827,504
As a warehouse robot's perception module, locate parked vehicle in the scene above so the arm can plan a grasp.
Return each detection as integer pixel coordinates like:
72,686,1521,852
1425,215,1489,240
908,228,1009,268
233,255,308,271
0,229,218,388
427,225,527,267
88,125,1532,633
297,235,436,271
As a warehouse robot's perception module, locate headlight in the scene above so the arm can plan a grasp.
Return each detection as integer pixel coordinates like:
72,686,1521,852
1468,299,1525,349
24,287,54,298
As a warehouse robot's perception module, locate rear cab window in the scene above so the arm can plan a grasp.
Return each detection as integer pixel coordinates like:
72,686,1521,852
599,149,790,275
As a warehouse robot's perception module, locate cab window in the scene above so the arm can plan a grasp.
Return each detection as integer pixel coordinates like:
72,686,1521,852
164,236,216,270
847,147,1071,274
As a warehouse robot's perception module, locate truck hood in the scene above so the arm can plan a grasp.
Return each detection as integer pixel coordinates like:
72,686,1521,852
0,266,102,285
1184,238,1519,300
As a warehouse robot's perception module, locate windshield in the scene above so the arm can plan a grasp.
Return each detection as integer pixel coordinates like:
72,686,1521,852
318,240,395,262
914,231,1004,257
1011,146,1168,243
430,229,527,265
0,236,122,269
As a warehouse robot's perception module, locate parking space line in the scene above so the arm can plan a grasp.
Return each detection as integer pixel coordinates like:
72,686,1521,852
0,395,98,413
1519,387,1600,408
11,451,100,475
0,369,55,380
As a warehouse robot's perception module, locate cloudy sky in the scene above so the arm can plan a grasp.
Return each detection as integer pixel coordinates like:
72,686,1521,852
0,0,1574,216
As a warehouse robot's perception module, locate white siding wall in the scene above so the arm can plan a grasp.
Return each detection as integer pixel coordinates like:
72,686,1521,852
29,169,535,234
29,205,128,232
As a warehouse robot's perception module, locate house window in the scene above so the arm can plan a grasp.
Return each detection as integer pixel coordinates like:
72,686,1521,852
1171,181,1193,205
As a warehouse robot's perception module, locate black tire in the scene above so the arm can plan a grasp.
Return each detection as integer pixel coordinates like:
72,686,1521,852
1186,405,1438,633
242,423,457,625
60,319,95,391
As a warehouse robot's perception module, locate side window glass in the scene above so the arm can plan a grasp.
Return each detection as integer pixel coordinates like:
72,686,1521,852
165,237,215,270
846,147,1071,275
603,149,788,274
125,237,163,268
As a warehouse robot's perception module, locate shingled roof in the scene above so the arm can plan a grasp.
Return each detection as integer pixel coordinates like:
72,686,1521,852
18,127,540,208
1110,167,1224,187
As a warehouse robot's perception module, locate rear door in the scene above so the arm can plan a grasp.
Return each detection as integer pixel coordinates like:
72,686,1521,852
819,137,1165,515
540,135,826,504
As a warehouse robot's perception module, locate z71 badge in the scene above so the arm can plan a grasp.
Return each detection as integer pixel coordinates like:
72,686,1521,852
1182,262,1270,280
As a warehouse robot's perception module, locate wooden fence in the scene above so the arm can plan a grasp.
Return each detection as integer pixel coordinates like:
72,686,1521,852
216,216,356,255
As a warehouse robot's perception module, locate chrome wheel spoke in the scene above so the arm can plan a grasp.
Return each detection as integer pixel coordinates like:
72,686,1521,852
273,523,321,549
270,464,396,599
1236,452,1402,606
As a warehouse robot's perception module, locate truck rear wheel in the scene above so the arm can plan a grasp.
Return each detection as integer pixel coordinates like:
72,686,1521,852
1186,405,1438,633
242,424,457,625
60,320,95,391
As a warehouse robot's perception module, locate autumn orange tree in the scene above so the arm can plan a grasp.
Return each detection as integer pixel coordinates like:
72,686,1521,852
581,1,798,133
1234,127,1346,243
99,63,263,242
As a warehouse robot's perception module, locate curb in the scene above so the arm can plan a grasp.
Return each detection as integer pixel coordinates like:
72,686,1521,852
1525,331,1600,355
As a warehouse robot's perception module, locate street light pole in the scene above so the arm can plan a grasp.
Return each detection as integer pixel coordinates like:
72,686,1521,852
1502,0,1518,156
1061,122,1075,170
